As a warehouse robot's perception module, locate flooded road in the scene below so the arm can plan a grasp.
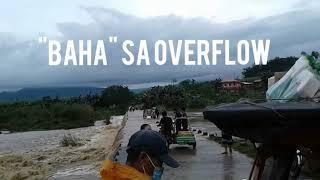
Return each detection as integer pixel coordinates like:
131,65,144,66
117,110,252,180
0,111,252,179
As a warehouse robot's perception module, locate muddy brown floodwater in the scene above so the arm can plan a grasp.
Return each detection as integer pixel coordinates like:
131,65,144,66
116,110,253,180
0,116,125,180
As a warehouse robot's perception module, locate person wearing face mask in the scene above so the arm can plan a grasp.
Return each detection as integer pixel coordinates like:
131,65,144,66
100,130,179,180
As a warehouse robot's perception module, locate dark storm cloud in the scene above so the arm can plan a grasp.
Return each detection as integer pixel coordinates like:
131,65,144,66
0,7,319,90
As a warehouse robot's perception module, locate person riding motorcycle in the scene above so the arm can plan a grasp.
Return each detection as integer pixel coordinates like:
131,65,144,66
158,111,174,144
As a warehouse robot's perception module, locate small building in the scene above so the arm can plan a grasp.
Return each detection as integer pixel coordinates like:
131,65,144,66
221,80,242,93
241,81,254,90
253,79,264,89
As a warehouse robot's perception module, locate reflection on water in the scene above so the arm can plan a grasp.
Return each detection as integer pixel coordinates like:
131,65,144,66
223,155,235,180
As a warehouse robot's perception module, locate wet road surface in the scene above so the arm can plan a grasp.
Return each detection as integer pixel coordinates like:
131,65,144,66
116,110,252,180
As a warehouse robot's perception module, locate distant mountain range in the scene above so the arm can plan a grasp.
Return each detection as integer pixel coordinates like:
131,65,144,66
0,87,103,102
0,87,149,102
130,88,149,94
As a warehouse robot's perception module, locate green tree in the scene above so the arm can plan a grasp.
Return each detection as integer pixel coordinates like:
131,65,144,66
99,85,133,108
242,56,298,78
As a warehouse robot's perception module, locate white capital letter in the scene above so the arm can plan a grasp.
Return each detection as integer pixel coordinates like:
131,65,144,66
212,40,223,65
169,40,182,65
197,40,210,65
64,40,77,65
94,40,107,65
237,40,250,65
137,40,150,65
155,40,167,65
252,40,270,65
225,40,235,65
122,40,134,65
185,40,196,65
48,40,61,66
79,40,92,66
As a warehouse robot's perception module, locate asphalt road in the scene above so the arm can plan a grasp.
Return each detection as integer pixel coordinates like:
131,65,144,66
116,110,252,180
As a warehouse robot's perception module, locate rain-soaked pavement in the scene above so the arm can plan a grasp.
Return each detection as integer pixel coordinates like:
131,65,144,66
116,110,252,180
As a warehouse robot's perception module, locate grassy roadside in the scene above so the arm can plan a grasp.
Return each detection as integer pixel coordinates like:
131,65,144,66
208,135,256,159
0,103,103,132
0,103,127,132
232,140,256,158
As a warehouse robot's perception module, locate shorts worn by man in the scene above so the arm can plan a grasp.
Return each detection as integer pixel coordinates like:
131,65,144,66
100,130,179,180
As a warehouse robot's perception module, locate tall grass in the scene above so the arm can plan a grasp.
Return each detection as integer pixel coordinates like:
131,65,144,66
60,133,82,147
0,103,105,132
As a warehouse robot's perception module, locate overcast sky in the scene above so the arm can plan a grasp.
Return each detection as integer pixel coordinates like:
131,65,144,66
0,0,320,91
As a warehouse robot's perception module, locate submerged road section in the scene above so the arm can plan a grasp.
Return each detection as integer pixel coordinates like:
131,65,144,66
116,110,252,180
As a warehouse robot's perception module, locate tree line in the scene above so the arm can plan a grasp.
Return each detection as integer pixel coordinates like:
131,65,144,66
0,86,134,132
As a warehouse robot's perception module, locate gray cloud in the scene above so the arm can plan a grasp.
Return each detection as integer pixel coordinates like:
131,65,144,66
0,7,319,90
